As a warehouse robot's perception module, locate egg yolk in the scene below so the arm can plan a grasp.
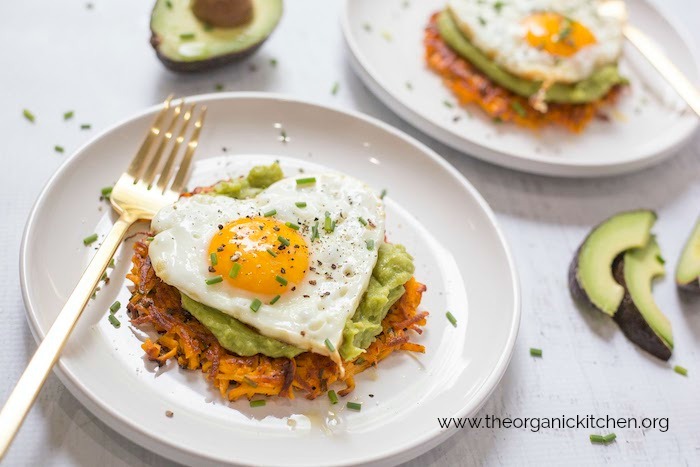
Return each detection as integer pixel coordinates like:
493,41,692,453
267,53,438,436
208,217,309,296
523,12,596,57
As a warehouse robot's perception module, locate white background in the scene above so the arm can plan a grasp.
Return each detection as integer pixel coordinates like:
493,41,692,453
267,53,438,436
1,0,699,465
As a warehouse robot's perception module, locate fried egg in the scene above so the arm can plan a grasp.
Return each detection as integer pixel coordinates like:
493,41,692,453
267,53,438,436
148,173,385,368
448,0,624,83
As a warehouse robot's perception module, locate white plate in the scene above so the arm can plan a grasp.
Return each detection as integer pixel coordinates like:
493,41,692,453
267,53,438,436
20,94,519,467
341,0,699,177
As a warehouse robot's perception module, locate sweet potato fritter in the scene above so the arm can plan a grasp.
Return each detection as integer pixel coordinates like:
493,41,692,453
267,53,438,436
126,239,428,401
424,13,624,132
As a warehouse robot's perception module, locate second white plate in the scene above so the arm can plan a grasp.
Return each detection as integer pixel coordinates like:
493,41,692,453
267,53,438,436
342,0,699,177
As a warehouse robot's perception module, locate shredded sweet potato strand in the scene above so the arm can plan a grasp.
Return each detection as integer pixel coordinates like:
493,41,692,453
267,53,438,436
424,12,624,132
127,239,428,401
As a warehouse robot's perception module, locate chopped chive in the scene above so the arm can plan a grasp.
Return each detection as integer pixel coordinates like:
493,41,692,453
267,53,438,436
478,16,487,26
244,376,258,387
250,400,266,408
590,433,616,444
269,294,281,305
63,110,74,120
656,254,666,265
285,222,300,230
674,365,688,376
266,248,277,257
269,58,278,67
355,357,365,365
229,263,241,278
530,347,543,357
296,177,316,186
250,298,262,312
278,236,290,246
446,311,457,327
263,209,277,217
328,390,339,404
83,233,98,245
80,123,91,130
23,109,35,123
108,258,115,268
275,275,288,286
493,1,505,13
325,338,336,352
311,222,319,242
147,236,155,241
205,275,223,285
179,33,195,40
405,81,413,90
324,214,333,233
165,0,172,7
108,314,121,328
331,81,340,95
295,201,307,208
380,189,387,199
54,145,65,153
511,101,527,117
363,22,372,32
101,186,113,196
346,401,362,411
100,271,107,282
109,301,121,313
443,100,454,108
365,239,374,250
381,31,392,42
214,83,224,91
358,217,367,226
210,252,218,266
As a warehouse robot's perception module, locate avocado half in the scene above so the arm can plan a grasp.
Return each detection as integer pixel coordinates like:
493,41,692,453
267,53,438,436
676,218,700,291
150,0,283,72
569,210,673,360
613,237,673,360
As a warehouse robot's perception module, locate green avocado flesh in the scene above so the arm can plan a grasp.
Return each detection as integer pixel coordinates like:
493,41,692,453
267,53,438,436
181,293,304,358
170,163,415,361
151,0,282,64
676,218,700,287
437,10,627,104
620,237,672,350
576,210,656,315
340,243,415,361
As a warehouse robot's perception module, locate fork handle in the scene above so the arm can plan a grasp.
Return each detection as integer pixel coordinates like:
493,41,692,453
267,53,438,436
0,213,136,459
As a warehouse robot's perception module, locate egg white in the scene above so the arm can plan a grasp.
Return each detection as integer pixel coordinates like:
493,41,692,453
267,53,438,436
148,173,385,365
448,0,624,83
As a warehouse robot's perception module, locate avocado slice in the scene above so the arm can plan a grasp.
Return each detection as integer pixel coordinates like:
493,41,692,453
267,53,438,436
150,0,283,72
676,218,700,291
613,237,673,360
569,210,656,315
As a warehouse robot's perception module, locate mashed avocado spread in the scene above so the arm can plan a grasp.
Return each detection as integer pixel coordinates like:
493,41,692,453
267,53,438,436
437,10,627,104
178,163,415,361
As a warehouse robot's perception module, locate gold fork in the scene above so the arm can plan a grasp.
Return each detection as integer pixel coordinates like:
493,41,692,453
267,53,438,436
0,96,207,459
598,0,700,117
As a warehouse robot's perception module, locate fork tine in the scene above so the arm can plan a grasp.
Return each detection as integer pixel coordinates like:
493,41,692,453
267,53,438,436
126,95,173,180
141,101,183,187
170,106,207,194
157,103,196,193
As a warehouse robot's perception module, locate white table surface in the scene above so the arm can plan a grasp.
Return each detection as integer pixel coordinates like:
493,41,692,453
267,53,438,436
1,0,699,466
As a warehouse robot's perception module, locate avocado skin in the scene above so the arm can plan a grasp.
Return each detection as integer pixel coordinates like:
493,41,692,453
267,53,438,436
150,32,263,72
678,278,700,293
612,256,672,361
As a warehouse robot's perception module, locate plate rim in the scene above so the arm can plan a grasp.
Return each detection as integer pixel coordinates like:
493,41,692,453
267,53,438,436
19,92,521,466
340,0,700,177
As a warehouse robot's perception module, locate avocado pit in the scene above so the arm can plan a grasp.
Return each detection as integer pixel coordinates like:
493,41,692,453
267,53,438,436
192,0,253,28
